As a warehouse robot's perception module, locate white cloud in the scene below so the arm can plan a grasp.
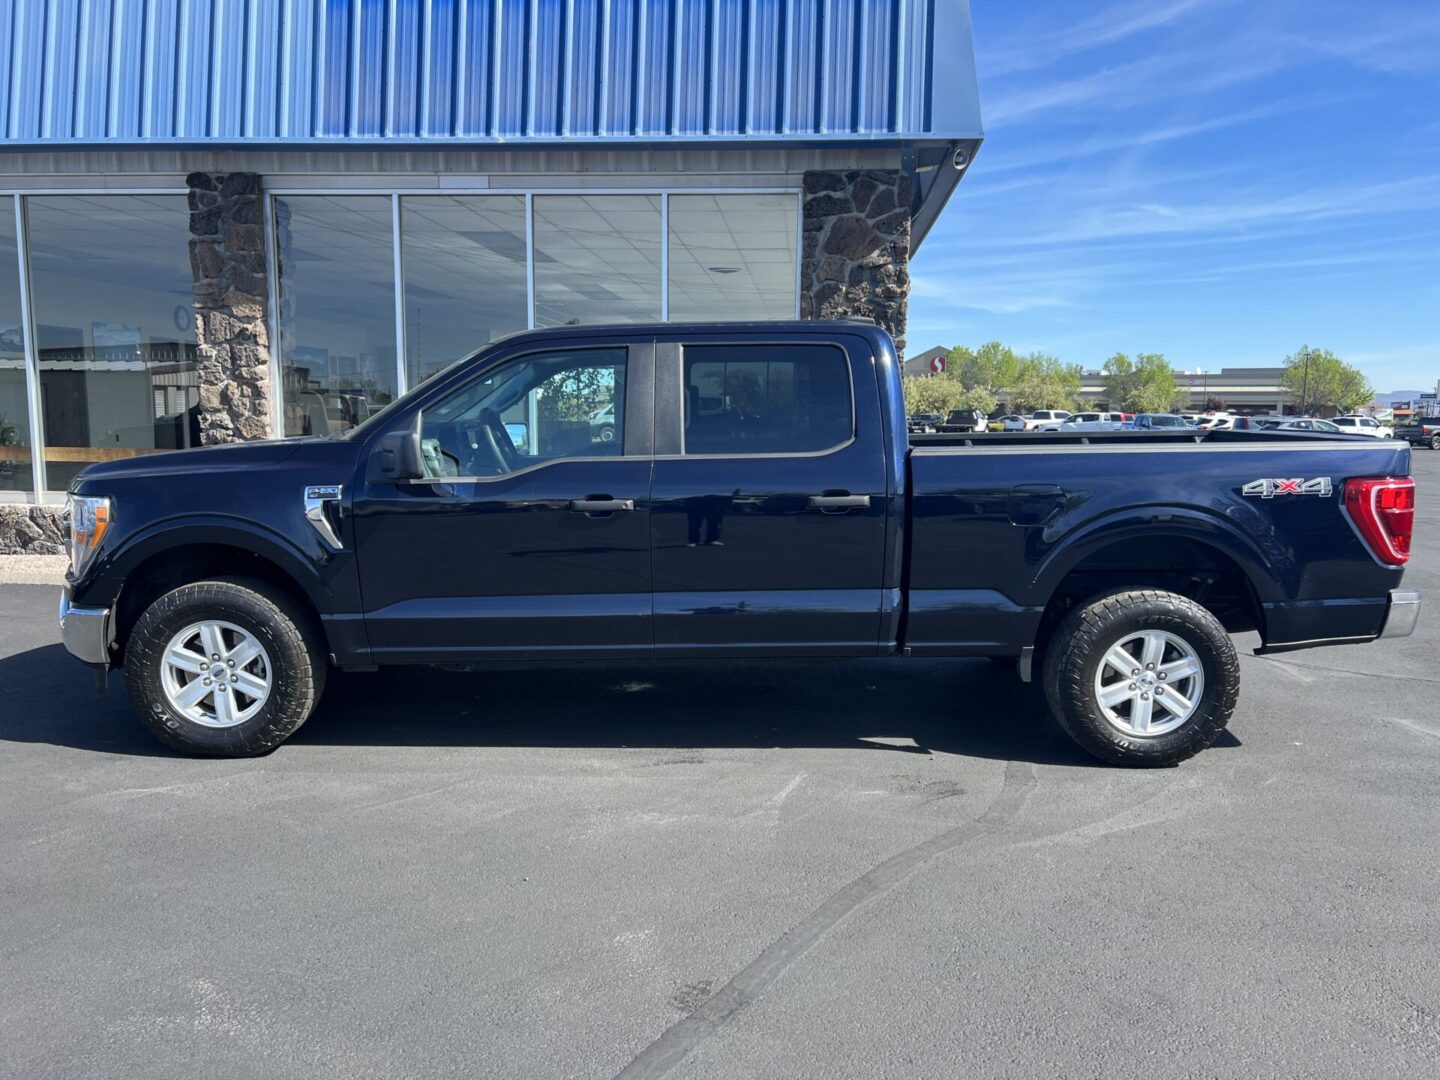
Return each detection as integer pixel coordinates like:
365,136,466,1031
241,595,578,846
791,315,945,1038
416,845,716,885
983,0,1223,78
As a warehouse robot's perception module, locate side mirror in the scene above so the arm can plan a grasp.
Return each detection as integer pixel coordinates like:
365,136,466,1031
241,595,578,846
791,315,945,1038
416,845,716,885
376,418,425,481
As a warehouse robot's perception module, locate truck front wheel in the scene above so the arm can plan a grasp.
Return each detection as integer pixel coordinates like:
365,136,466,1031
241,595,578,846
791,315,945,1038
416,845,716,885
125,578,327,757
1042,589,1239,766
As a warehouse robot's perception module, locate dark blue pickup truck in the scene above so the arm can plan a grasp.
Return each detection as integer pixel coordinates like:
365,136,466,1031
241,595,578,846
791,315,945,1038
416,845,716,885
59,322,1419,765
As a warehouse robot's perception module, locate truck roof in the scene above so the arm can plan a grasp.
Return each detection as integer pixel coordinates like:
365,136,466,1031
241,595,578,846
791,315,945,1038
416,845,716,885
485,319,896,351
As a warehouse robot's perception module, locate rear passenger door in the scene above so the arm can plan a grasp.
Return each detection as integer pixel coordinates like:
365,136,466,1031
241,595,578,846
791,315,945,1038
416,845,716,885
649,334,890,656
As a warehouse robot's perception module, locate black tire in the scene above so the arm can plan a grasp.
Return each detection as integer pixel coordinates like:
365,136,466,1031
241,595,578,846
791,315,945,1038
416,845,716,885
125,577,327,757
1042,589,1239,767
1429,435,1440,451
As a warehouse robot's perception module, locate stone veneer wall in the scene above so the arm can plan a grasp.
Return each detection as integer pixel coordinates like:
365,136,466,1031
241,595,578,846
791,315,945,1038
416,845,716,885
0,505,67,555
800,170,913,354
187,171,274,445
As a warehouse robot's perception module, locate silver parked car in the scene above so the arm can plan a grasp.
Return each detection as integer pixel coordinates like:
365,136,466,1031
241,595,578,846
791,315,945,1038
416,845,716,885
1131,413,1196,431
1265,418,1344,434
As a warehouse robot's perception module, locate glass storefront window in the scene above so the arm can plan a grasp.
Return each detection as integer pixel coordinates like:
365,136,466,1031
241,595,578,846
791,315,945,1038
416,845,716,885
0,198,32,492
274,195,397,436
25,195,197,491
668,194,798,322
533,195,662,327
400,195,528,385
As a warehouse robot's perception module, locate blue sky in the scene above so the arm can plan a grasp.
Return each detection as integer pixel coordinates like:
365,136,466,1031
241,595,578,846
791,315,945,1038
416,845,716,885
907,0,1440,392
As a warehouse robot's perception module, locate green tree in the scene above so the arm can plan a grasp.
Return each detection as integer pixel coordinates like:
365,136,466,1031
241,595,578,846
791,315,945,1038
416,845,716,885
1103,352,1186,412
1130,353,1188,413
1102,353,1138,410
954,340,1021,394
902,373,966,416
955,385,998,417
1007,352,1082,414
1281,346,1374,414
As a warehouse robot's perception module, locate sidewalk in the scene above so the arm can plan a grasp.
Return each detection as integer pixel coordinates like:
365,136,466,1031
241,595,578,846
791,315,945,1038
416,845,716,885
0,555,68,586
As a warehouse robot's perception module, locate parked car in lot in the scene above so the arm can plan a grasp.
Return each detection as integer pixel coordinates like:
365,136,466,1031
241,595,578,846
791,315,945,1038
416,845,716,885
58,321,1420,767
1130,413,1196,431
907,412,942,434
1228,417,1274,431
1267,418,1344,434
1195,413,1237,431
1331,415,1394,438
1045,411,1128,431
988,414,1029,432
938,408,987,433
1394,415,1440,450
1026,409,1072,430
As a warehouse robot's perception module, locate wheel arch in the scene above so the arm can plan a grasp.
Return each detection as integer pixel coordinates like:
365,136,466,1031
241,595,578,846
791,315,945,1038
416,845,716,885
1029,509,1277,656
105,523,328,665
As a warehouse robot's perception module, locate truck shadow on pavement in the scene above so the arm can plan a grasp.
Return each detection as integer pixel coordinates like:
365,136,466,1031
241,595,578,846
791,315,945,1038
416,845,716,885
0,644,1236,765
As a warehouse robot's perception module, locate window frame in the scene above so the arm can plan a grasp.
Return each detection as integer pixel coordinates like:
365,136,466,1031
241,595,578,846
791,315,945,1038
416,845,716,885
381,339,655,485
654,338,858,460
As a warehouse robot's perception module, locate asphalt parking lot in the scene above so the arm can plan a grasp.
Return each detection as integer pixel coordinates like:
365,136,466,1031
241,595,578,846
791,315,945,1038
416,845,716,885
4,453,1440,1080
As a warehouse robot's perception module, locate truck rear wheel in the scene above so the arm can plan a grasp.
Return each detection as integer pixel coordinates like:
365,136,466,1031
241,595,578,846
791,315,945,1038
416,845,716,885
125,578,327,757
1429,435,1440,451
1042,589,1239,767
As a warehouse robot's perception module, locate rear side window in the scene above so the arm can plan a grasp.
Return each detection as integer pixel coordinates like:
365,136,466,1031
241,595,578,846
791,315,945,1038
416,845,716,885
682,344,853,455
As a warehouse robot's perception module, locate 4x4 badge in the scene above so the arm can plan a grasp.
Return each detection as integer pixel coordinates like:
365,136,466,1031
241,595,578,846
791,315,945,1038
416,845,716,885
1242,478,1333,499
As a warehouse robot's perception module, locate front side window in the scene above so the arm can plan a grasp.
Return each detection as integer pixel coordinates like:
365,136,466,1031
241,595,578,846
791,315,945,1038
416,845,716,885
682,344,851,456
419,348,626,477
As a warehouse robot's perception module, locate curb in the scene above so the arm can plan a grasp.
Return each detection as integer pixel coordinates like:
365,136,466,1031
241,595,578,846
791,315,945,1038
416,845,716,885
0,555,69,586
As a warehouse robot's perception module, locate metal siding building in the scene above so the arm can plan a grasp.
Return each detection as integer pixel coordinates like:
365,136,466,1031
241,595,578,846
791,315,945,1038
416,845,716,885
2,0,980,145
0,0,981,519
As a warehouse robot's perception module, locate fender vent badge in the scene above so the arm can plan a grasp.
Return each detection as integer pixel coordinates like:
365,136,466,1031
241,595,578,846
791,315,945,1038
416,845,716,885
303,485,344,549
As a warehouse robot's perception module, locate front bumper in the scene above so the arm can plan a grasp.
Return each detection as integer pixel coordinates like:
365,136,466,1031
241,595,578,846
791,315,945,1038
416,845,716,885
1380,588,1421,639
59,590,111,666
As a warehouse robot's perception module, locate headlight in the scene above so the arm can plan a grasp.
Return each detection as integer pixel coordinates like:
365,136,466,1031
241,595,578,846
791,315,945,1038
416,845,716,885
67,495,112,577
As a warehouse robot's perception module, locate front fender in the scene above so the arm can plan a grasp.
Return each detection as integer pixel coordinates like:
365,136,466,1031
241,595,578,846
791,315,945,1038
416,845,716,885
76,515,338,613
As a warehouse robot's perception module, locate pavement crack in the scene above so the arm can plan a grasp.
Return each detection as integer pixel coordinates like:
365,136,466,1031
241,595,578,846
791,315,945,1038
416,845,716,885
1249,655,1440,684
611,759,1038,1080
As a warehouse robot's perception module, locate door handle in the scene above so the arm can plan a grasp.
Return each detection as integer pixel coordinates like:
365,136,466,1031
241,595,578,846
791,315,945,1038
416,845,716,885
807,494,871,511
570,497,635,513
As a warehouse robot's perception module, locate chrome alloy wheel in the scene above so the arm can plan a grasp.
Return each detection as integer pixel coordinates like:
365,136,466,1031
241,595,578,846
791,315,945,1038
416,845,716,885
159,621,273,728
1092,630,1205,737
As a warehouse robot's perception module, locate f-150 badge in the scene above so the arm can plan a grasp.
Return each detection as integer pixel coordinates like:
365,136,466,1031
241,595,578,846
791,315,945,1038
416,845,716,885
1242,478,1333,498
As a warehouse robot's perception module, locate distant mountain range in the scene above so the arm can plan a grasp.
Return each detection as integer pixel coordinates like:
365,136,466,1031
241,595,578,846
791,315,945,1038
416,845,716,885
1375,390,1432,405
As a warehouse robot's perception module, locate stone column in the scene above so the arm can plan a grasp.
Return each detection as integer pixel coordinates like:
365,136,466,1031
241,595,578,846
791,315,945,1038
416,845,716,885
186,172,273,445
799,170,913,354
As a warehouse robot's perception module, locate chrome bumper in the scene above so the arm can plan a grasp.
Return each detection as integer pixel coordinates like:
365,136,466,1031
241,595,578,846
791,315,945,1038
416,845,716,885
1380,588,1421,639
59,591,111,665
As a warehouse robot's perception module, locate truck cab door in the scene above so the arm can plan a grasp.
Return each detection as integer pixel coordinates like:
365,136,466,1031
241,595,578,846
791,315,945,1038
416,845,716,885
648,334,890,656
349,341,655,663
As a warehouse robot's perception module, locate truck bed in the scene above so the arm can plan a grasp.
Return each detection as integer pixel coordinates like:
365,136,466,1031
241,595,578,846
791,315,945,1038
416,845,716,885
902,430,1411,656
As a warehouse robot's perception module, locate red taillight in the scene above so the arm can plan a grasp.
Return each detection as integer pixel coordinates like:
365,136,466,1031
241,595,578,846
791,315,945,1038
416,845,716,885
1343,476,1415,566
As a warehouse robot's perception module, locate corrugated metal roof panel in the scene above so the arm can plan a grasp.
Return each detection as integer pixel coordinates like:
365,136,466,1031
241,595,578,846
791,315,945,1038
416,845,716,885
2,0,981,145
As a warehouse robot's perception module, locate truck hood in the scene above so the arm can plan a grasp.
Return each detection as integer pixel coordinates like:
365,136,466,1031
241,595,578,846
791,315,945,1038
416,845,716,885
71,437,322,488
